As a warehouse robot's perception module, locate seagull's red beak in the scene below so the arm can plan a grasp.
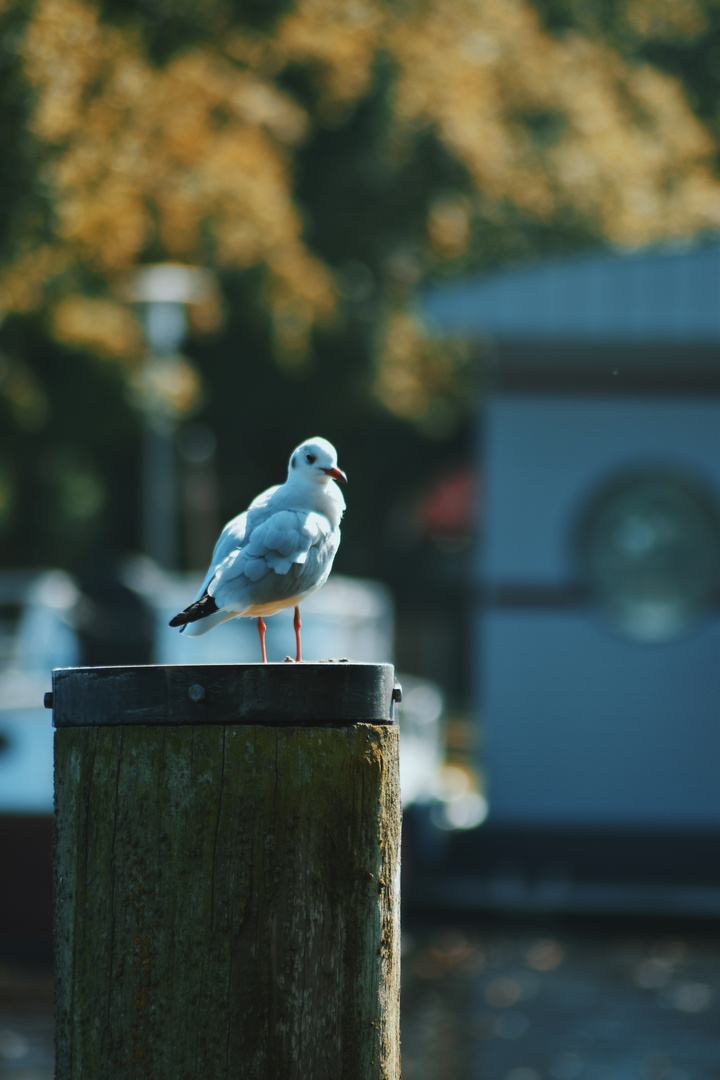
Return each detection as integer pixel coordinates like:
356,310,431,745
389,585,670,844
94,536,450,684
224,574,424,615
323,466,348,485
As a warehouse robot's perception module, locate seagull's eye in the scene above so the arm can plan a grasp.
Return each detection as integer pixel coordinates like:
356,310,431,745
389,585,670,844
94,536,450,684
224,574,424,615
306,453,316,464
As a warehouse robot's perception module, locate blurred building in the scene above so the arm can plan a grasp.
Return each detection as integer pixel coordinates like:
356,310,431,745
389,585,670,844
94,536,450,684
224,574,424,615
412,241,720,914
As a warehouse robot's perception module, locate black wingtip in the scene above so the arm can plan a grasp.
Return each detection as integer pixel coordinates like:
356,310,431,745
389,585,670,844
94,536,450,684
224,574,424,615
169,592,220,629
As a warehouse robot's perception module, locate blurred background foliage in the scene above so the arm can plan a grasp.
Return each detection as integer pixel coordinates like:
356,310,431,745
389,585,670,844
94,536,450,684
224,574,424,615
1,0,720,605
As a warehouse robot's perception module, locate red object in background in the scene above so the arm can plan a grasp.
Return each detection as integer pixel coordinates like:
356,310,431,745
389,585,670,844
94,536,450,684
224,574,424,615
417,467,480,540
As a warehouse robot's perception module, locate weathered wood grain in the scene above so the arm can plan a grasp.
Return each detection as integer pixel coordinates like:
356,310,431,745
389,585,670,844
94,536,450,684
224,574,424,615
51,663,397,727
54,722,401,1080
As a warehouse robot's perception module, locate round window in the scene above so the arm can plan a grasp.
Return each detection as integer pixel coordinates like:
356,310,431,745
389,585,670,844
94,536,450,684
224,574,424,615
574,468,720,643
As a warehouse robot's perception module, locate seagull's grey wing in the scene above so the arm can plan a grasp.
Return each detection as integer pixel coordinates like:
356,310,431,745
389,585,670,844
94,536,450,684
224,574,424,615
211,510,338,610
192,511,249,601
191,484,281,601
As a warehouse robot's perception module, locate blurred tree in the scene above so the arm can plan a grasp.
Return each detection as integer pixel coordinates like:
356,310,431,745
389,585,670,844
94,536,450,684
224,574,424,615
1,0,719,572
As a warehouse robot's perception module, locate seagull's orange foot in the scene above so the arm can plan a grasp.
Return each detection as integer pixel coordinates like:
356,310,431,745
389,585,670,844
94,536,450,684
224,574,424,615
257,616,267,663
294,606,302,663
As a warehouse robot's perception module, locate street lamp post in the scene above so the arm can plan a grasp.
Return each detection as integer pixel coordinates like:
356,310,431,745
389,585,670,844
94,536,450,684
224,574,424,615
126,264,214,570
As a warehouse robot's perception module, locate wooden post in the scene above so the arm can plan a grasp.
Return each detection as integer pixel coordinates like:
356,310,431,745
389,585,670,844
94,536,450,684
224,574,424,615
50,663,401,1080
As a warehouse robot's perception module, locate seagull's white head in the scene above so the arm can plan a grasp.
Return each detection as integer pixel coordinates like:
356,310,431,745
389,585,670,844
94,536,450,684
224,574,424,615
288,437,347,487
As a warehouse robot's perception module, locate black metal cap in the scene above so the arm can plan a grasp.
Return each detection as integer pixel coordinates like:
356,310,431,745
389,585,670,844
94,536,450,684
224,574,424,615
50,662,398,727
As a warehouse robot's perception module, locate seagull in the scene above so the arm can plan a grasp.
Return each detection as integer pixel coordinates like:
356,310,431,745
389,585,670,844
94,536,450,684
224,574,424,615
169,436,347,662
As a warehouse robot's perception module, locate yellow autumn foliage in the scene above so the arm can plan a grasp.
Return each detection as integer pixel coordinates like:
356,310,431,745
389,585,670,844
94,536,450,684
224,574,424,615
1,0,719,396
49,297,146,363
2,0,333,366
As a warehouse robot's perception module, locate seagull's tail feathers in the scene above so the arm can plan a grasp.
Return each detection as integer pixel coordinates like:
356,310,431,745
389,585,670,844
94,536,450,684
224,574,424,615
169,592,232,635
180,609,234,636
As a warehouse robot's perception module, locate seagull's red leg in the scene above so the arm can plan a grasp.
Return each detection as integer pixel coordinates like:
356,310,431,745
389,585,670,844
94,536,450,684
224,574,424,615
294,606,302,663
257,616,267,663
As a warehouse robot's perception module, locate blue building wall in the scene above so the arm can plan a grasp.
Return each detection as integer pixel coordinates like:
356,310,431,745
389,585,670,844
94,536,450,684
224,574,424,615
423,243,720,829
480,395,720,826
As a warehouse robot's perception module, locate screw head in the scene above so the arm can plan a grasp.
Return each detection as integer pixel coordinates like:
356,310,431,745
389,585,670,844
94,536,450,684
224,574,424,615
44,692,54,709
392,683,403,704
188,683,206,703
